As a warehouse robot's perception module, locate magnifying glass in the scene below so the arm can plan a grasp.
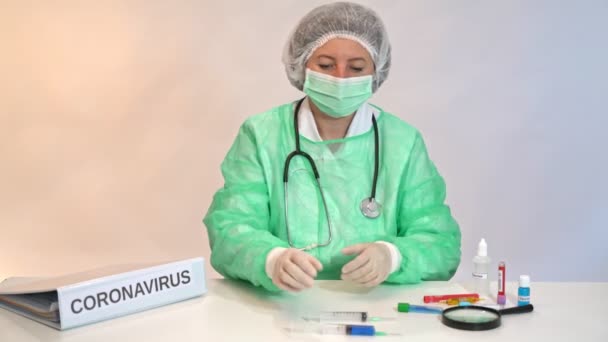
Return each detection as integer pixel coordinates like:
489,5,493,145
441,304,534,331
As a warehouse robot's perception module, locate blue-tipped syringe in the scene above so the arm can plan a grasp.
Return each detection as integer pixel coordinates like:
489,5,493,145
321,324,376,336
284,321,401,336
319,324,400,336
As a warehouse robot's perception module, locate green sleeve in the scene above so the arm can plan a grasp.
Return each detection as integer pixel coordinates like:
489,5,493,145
384,132,462,284
203,120,288,292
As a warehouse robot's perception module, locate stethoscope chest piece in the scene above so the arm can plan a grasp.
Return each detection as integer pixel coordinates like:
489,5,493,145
360,198,381,219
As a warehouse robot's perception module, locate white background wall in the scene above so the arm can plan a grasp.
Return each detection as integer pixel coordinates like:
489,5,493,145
1,0,606,283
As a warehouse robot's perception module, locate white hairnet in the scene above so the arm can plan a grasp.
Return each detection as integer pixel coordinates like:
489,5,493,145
282,2,391,93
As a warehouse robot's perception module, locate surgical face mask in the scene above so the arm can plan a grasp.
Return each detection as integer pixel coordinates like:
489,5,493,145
303,68,373,118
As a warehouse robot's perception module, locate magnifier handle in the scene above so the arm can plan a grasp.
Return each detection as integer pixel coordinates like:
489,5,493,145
499,304,534,315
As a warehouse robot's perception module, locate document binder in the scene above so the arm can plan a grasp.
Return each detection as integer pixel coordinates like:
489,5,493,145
0,257,206,330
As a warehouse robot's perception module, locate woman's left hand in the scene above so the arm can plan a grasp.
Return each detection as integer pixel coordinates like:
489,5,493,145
340,243,392,287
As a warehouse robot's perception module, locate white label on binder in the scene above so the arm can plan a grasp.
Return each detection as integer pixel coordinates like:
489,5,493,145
58,259,205,329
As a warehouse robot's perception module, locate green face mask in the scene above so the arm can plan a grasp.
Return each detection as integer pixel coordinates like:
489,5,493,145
303,68,373,118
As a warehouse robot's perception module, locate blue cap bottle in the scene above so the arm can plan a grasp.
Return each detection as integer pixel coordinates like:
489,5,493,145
517,275,531,306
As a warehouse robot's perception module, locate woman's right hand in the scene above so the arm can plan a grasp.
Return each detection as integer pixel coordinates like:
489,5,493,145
271,248,323,292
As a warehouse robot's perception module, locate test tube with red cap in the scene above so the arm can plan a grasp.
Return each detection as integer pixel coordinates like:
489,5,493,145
497,261,506,305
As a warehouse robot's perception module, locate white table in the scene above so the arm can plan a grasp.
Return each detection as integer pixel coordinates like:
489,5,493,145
0,279,606,341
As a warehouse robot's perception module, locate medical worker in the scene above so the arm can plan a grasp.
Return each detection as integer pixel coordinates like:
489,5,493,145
204,2,461,292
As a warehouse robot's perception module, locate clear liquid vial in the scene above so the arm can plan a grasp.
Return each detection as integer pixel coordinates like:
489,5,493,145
472,238,491,296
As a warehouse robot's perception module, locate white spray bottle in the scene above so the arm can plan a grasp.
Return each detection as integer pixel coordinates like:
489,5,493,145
472,238,491,296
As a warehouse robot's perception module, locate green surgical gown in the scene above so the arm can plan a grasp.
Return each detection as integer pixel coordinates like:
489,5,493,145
204,102,461,291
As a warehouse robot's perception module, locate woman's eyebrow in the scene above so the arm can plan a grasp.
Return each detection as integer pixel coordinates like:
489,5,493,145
316,55,367,62
348,57,367,62
316,54,336,60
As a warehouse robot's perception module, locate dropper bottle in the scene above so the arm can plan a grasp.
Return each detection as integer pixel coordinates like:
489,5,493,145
472,238,491,296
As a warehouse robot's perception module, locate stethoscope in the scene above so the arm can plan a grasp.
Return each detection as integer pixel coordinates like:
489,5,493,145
283,98,381,251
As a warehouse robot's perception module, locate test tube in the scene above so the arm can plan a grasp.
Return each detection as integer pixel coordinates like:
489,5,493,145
497,261,506,305
423,293,479,303
397,303,443,314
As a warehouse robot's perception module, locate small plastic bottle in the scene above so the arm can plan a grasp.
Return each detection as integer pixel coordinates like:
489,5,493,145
472,238,491,296
518,275,531,306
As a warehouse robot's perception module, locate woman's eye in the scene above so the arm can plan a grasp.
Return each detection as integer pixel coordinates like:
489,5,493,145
350,66,364,72
319,64,333,70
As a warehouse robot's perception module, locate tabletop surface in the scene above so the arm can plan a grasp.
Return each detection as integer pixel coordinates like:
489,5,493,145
1,278,607,341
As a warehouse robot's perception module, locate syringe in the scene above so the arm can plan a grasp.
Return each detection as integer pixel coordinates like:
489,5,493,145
284,321,401,336
320,324,376,336
321,324,401,336
305,311,394,322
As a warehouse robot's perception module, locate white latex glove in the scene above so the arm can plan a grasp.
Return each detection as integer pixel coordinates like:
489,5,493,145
340,243,392,287
271,248,323,292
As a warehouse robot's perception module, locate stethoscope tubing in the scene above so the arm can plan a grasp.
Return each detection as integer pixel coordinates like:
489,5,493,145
283,97,380,250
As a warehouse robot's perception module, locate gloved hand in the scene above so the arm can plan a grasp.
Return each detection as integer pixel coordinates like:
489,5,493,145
271,248,323,292
340,243,392,287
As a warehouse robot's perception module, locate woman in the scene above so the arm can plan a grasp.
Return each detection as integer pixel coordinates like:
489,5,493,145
204,2,461,292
